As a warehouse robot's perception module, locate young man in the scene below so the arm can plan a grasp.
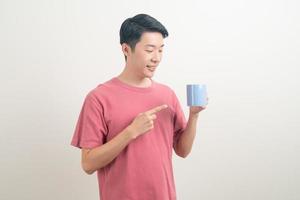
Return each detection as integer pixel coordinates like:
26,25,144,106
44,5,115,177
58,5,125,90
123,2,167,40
71,14,207,200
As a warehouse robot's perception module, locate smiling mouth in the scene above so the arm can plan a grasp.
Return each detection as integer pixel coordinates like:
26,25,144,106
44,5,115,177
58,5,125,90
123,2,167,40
146,65,157,68
146,65,156,72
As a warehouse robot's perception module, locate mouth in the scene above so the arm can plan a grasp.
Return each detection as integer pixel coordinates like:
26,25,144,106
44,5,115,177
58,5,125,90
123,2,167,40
146,65,157,72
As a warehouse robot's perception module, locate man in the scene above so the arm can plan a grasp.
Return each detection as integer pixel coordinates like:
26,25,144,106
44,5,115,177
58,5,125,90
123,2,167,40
71,13,207,200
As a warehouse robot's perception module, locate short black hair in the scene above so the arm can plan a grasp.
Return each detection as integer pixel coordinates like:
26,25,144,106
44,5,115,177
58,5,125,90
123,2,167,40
119,14,169,51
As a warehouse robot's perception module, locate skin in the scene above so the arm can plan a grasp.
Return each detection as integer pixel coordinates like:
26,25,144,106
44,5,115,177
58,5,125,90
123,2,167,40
81,32,208,175
117,32,165,87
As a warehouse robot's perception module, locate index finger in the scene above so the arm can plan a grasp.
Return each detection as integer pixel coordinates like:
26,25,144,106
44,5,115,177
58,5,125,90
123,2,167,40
146,104,168,115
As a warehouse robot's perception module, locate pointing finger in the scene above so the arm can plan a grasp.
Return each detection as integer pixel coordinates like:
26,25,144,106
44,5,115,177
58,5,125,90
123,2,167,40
146,104,168,115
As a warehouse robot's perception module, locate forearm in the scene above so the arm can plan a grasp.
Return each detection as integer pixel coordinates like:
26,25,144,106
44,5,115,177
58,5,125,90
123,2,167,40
175,113,199,158
83,128,134,174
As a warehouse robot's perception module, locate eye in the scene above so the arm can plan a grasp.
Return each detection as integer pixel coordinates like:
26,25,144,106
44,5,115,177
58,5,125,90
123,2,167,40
159,49,163,53
146,50,153,53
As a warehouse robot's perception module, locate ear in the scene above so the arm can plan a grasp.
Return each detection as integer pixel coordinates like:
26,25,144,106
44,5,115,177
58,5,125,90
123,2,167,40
121,43,131,57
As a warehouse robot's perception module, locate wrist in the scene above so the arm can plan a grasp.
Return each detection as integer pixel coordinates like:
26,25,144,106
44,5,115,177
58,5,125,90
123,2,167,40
189,112,199,119
125,125,137,140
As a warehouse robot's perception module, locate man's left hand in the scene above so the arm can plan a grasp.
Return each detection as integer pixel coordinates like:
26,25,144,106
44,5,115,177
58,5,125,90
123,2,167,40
189,98,208,116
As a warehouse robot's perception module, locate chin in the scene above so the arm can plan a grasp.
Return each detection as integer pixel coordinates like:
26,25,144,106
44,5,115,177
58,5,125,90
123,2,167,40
144,73,154,78
142,71,154,78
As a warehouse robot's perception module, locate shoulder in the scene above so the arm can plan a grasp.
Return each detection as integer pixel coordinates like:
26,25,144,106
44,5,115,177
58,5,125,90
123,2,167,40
152,80,180,110
84,78,115,103
153,80,176,95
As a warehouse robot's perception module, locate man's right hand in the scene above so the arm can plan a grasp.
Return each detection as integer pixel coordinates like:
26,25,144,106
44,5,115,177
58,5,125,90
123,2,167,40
126,104,168,139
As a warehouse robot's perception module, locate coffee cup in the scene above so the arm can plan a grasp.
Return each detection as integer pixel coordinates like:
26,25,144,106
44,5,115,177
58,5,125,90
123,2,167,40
186,84,208,107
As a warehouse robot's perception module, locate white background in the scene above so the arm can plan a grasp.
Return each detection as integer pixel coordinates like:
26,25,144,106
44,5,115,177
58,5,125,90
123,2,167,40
1,0,299,199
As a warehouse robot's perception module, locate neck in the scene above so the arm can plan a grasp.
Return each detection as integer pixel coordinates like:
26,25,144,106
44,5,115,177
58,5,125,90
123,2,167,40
117,65,152,88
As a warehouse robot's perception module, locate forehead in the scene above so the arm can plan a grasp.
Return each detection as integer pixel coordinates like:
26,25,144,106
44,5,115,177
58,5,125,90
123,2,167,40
137,32,164,47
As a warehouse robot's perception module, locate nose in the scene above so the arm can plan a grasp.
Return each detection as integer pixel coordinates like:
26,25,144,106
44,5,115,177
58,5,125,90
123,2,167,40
151,52,161,63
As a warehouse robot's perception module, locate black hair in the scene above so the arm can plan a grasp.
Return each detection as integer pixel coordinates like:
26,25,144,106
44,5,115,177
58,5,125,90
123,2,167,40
119,14,169,56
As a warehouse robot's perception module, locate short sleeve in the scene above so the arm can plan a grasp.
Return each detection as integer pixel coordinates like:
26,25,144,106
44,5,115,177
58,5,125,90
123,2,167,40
172,90,187,149
70,92,108,149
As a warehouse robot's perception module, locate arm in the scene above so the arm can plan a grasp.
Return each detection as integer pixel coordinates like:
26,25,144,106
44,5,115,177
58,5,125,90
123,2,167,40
174,106,206,158
81,104,168,175
81,127,134,175
174,113,199,158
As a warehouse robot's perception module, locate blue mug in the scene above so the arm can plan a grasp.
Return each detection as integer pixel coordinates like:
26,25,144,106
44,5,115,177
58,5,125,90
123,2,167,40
187,84,208,107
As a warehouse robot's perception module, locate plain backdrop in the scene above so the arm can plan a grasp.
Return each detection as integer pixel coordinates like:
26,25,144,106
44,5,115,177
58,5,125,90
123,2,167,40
0,0,299,199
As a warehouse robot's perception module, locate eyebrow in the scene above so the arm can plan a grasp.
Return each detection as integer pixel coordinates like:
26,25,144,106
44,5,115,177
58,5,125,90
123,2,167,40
145,44,165,48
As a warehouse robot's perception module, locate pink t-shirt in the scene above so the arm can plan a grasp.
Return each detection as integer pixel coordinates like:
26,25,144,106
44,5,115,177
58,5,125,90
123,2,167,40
71,77,187,200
